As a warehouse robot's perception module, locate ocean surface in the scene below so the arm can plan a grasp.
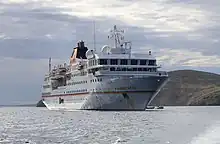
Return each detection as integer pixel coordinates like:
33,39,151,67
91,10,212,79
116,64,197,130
0,106,220,144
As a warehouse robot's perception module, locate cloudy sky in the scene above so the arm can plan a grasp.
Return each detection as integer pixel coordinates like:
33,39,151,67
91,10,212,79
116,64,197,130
0,0,220,105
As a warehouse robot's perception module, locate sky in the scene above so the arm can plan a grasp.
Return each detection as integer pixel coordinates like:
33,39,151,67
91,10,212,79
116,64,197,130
0,0,220,105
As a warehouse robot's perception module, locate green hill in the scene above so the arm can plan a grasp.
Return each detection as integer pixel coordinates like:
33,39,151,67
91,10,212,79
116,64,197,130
151,70,220,106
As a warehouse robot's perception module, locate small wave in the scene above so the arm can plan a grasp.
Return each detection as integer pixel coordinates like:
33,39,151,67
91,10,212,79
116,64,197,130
189,122,220,144
112,137,127,144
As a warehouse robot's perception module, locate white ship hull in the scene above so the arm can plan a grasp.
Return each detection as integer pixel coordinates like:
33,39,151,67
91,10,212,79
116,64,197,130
43,92,151,111
42,76,168,111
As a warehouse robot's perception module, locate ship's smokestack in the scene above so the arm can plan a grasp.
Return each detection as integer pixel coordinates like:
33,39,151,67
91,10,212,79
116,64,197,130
75,40,88,59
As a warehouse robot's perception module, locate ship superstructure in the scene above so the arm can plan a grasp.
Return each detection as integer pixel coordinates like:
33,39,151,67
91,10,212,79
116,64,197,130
41,25,168,110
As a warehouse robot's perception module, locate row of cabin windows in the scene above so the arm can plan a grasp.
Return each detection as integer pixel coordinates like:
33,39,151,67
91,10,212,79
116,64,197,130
43,85,50,88
72,71,87,77
90,86,133,92
88,67,157,73
90,78,102,83
58,97,87,101
88,67,108,74
67,81,87,85
89,59,156,66
42,92,51,95
110,67,157,72
66,89,87,94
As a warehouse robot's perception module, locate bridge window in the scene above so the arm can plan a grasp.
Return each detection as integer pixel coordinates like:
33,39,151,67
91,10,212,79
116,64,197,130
152,68,157,72
133,68,137,71
110,67,115,71
120,59,128,65
91,59,98,66
89,60,94,66
110,59,118,65
140,60,147,65
138,68,142,71
127,68,133,71
122,68,126,71
149,60,156,66
116,67,121,71
143,68,148,71
99,59,108,65
131,59,138,65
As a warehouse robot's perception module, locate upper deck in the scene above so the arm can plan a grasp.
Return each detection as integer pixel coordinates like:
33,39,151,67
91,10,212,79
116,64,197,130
42,25,168,92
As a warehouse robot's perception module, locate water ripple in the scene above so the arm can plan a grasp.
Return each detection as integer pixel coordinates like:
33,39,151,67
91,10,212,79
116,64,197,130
0,106,220,144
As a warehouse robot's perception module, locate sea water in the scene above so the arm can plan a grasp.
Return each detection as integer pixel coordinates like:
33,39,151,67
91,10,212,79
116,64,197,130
0,106,220,144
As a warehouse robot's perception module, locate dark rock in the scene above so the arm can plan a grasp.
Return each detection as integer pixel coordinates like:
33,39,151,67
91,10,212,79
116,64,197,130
36,99,46,107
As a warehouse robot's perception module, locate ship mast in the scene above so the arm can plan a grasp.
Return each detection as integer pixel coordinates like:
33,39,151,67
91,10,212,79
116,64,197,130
93,20,96,52
49,57,51,73
108,25,124,48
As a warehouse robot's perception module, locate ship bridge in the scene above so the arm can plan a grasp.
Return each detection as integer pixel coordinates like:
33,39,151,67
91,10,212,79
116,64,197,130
85,25,167,77
85,50,167,77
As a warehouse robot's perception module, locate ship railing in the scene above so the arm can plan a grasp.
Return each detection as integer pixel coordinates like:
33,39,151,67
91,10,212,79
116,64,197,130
94,70,168,77
87,64,160,70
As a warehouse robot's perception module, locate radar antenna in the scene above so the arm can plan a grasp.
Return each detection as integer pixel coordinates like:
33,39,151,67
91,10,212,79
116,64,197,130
108,25,124,48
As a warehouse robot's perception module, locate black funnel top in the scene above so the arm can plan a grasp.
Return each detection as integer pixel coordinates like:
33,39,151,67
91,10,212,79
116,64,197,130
76,40,88,59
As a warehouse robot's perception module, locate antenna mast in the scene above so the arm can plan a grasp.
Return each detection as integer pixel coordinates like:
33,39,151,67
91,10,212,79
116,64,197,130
93,20,96,52
108,25,124,48
49,57,51,73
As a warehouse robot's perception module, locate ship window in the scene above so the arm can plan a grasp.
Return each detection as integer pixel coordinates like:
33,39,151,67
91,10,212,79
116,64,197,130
140,60,146,65
120,59,127,65
149,60,156,66
110,67,115,71
110,59,118,65
89,60,92,66
99,59,108,65
138,68,142,71
143,68,147,71
131,59,138,65
122,68,126,71
133,68,137,71
116,67,121,71
43,85,50,88
127,68,132,71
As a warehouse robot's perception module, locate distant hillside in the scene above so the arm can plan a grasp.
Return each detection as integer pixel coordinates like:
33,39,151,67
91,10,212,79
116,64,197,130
151,70,220,106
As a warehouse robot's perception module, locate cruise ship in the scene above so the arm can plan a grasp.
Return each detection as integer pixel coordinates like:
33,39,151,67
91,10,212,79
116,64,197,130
41,25,168,111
